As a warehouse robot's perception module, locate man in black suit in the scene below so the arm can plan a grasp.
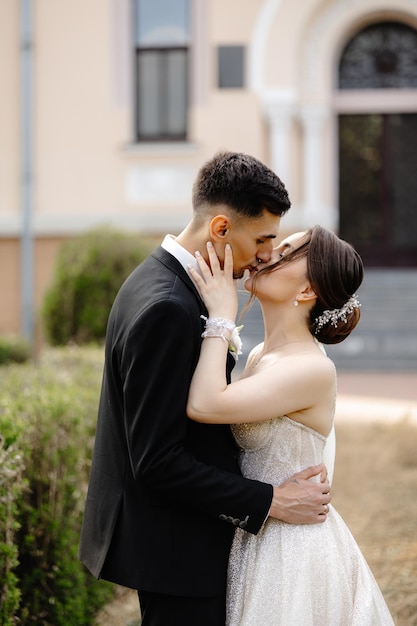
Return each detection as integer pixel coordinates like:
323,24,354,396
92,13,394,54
79,151,331,625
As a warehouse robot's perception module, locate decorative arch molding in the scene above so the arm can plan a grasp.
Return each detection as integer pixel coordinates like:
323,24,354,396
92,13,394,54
301,0,417,100
248,0,338,227
248,0,283,93
248,1,299,224
249,0,417,97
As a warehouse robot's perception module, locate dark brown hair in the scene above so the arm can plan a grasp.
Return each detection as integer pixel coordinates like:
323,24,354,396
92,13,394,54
247,225,364,344
192,151,291,219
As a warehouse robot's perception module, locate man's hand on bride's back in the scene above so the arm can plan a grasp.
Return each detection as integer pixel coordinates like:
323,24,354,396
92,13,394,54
269,464,331,524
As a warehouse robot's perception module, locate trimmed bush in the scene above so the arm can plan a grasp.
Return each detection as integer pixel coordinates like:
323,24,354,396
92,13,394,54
0,335,31,365
0,346,114,625
42,226,153,345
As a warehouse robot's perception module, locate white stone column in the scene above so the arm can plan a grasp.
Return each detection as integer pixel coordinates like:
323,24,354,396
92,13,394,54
261,90,296,189
299,104,332,227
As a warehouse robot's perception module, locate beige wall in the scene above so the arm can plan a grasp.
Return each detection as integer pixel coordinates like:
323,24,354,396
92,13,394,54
0,240,21,333
35,0,129,221
0,237,63,337
0,2,20,226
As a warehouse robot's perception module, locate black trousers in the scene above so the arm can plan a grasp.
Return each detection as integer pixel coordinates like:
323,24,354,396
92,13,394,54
138,590,226,626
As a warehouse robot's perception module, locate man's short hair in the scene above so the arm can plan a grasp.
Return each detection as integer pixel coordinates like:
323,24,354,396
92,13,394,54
192,151,291,218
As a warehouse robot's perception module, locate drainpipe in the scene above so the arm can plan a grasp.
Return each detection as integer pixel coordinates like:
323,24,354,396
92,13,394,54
20,0,34,345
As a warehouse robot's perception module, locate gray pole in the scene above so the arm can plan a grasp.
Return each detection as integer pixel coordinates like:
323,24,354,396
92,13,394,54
20,0,34,344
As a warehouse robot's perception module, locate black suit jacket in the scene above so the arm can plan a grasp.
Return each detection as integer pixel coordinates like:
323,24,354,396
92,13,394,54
79,246,272,596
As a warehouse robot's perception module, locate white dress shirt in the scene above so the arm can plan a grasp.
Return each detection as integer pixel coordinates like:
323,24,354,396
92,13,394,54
161,234,202,290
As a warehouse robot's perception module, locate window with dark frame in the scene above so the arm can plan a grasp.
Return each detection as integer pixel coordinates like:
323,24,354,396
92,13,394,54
339,21,417,89
134,0,189,142
217,45,245,89
338,21,417,266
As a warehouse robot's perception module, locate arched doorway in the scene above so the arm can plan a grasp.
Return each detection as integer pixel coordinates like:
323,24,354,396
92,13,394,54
336,21,417,267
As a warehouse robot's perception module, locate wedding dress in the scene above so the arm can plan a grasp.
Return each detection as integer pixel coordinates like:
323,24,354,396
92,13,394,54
226,416,394,625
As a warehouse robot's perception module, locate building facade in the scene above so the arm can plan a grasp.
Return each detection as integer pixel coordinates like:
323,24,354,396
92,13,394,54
1,0,417,339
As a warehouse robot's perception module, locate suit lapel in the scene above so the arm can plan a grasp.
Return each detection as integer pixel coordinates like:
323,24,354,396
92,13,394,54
151,246,235,376
151,246,208,313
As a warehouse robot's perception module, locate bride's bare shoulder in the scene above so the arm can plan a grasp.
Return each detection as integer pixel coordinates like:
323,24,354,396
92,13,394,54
283,350,336,386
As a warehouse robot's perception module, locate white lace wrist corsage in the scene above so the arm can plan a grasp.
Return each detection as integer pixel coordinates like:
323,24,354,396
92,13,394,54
200,316,243,361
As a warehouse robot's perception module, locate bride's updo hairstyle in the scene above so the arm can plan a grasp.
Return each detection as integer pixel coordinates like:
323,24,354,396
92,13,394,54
247,225,364,344
306,225,363,344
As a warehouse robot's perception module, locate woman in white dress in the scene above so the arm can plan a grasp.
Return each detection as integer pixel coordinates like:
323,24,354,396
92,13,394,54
187,225,394,626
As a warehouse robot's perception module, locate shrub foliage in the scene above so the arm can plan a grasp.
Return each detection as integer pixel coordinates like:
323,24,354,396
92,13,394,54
0,347,113,625
42,226,152,345
0,436,25,625
0,336,31,365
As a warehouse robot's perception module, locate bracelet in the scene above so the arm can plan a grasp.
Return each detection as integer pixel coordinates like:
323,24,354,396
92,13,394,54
200,316,236,342
200,316,243,361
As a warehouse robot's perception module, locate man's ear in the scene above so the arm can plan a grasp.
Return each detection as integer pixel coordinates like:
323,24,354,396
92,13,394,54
209,215,231,241
297,284,317,304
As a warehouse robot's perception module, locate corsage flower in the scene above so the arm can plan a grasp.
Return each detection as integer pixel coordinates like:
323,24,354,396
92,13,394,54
228,325,243,360
200,315,244,360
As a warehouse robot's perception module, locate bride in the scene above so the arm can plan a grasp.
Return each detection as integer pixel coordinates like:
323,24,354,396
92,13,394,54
187,226,394,625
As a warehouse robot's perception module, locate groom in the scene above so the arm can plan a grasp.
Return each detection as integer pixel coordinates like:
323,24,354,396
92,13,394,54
79,151,331,625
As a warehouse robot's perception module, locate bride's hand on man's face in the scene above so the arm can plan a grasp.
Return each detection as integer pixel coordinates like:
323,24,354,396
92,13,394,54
188,242,238,320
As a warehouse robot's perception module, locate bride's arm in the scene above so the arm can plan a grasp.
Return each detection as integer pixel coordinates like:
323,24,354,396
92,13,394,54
187,243,333,426
186,242,238,415
189,243,331,519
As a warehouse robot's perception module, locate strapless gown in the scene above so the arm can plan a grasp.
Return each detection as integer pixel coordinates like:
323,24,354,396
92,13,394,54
226,416,395,625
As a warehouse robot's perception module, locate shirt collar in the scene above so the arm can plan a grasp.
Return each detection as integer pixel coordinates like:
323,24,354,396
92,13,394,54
161,234,201,287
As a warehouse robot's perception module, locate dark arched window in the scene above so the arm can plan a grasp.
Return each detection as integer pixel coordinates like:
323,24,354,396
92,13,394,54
339,21,417,89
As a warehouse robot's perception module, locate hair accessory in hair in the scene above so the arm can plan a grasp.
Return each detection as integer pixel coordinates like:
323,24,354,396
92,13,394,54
314,294,361,334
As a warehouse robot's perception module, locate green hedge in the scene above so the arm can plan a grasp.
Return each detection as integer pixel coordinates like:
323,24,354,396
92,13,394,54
0,347,114,625
0,335,31,365
0,435,25,624
42,226,153,345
